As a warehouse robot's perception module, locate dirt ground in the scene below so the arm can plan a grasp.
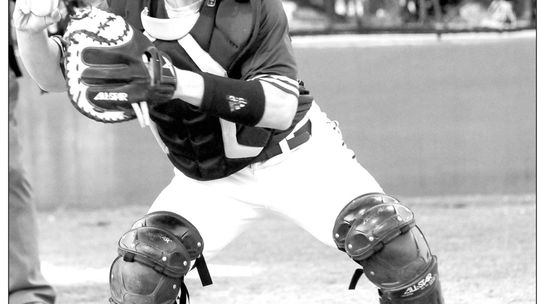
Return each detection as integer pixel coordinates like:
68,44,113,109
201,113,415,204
37,194,535,304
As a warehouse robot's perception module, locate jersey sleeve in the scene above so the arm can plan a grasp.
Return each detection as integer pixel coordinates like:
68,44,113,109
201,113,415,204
240,0,299,96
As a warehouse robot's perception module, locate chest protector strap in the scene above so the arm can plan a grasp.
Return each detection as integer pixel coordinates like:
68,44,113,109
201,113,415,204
108,0,261,77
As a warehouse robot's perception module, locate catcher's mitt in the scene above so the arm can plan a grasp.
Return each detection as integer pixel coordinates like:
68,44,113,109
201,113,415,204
63,7,177,123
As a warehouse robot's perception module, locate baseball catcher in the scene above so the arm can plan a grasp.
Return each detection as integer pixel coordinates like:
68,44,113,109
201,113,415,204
14,0,444,303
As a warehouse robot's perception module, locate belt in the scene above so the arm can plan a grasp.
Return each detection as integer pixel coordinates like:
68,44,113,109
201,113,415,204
264,119,312,159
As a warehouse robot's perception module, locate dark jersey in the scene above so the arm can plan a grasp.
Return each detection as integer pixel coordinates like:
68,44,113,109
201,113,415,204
108,0,312,180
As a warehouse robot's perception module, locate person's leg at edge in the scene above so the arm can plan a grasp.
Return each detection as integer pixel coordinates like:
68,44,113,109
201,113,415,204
9,69,56,304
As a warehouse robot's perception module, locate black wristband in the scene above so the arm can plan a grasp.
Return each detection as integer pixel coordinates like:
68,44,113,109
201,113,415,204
200,73,265,126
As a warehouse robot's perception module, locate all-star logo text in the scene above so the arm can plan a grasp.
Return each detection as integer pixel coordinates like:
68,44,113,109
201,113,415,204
94,92,128,102
402,273,436,297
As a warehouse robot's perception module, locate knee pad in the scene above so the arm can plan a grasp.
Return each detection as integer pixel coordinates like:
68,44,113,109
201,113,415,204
109,211,212,304
333,193,443,304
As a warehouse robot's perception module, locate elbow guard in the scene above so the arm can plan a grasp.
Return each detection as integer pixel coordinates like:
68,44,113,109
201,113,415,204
200,73,266,126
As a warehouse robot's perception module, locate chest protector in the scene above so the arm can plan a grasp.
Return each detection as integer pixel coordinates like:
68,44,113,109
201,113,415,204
108,0,309,180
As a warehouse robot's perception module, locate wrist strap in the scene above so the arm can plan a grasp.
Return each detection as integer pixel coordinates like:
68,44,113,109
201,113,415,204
200,73,265,126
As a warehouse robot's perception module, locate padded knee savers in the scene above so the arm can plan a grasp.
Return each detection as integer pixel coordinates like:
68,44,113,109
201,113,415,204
333,193,443,304
110,211,211,304
333,194,415,259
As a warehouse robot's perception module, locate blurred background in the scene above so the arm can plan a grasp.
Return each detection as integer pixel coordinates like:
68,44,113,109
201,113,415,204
284,0,536,33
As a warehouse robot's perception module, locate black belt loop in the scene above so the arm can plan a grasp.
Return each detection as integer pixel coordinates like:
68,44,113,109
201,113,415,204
285,128,310,151
263,119,312,159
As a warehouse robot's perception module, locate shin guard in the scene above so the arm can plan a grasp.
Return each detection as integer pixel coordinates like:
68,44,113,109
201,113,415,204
333,193,444,304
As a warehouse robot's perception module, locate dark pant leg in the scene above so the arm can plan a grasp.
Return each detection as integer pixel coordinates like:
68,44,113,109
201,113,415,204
8,69,56,304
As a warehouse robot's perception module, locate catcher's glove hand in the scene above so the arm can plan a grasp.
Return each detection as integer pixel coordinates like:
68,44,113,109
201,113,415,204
64,7,177,123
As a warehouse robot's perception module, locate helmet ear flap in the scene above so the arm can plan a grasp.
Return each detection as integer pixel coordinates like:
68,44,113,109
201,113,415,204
109,256,183,304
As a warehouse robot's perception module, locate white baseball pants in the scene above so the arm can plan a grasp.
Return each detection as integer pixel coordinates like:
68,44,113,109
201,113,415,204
148,102,383,259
